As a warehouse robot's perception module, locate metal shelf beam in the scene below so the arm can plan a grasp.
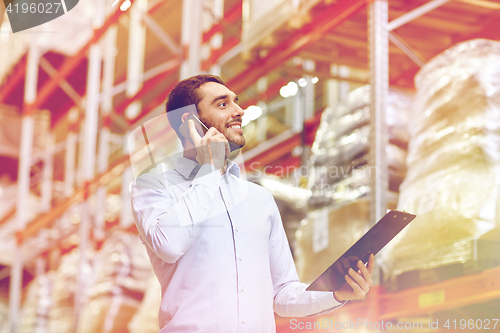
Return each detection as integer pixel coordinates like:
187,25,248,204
227,0,370,94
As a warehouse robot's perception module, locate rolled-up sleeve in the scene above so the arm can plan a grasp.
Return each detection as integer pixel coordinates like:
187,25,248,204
131,164,222,264
268,192,346,317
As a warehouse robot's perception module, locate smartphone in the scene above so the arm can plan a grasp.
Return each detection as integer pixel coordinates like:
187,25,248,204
179,114,209,144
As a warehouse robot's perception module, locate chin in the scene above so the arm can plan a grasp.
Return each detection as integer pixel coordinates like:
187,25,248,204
228,137,245,151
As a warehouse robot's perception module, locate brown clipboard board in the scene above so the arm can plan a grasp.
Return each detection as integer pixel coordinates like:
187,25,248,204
306,210,416,292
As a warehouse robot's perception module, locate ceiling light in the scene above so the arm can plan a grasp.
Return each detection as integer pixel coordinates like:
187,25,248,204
298,78,307,87
280,86,290,98
287,81,298,96
246,105,262,120
312,77,319,84
242,105,263,126
120,0,131,11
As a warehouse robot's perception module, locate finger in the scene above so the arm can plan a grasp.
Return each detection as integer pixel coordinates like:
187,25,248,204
360,251,371,262
367,253,375,274
202,127,220,140
357,260,373,287
188,120,202,144
345,274,363,297
347,256,360,270
348,268,369,292
224,140,230,157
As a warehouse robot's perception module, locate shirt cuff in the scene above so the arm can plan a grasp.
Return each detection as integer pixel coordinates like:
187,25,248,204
306,292,347,317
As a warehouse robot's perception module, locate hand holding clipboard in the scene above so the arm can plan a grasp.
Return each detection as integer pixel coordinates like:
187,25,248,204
307,210,416,299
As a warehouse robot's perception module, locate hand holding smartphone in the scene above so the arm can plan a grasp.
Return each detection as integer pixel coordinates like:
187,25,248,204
179,114,209,144
179,114,230,172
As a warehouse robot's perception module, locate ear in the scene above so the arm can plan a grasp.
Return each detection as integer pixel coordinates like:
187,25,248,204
181,112,191,123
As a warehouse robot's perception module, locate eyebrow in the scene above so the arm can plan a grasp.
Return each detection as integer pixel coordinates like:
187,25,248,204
211,94,238,105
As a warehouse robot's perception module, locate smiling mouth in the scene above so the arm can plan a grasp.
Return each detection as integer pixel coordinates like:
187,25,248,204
228,124,241,129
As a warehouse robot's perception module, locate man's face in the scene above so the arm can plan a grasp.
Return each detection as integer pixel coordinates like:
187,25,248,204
196,82,245,149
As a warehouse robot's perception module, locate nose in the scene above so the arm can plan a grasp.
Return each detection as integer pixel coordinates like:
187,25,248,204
233,102,244,118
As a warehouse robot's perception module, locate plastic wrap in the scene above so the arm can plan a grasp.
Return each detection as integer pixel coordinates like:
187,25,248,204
78,231,151,333
308,85,412,208
312,85,411,158
381,39,500,283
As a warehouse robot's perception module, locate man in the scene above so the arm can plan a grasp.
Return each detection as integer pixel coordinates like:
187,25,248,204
131,74,374,332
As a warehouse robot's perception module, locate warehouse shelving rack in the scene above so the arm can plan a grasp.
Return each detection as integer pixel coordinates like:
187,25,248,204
275,266,500,332
1,0,500,332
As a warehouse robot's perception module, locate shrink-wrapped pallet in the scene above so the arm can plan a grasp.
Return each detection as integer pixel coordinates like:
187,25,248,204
308,85,412,209
78,231,151,333
296,85,411,284
381,39,500,288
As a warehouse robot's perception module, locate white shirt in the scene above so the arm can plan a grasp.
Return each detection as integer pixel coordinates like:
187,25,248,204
131,157,344,332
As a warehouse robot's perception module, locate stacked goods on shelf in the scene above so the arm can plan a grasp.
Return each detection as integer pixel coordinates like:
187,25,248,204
48,249,94,333
295,86,412,282
307,85,411,209
242,0,322,60
78,231,151,333
381,39,500,291
20,272,54,333
128,274,161,333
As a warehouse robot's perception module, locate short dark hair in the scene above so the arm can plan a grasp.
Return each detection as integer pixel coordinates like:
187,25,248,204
165,74,225,144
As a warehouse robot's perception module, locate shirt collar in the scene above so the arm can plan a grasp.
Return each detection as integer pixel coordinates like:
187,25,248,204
226,160,241,178
173,157,241,179
173,157,200,179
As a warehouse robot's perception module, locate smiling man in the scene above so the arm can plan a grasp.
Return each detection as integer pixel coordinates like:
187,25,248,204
131,74,374,333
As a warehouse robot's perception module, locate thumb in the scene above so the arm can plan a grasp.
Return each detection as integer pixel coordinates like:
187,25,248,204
187,119,202,143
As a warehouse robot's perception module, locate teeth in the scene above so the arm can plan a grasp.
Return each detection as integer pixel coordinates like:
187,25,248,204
229,124,241,129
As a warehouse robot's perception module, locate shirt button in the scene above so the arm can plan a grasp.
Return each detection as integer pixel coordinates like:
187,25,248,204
241,287,244,292
242,319,245,324
214,180,219,185
235,228,239,232
239,257,243,261
227,202,231,207
204,206,209,210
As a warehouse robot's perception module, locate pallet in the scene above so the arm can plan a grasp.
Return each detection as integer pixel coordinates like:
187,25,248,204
383,238,500,292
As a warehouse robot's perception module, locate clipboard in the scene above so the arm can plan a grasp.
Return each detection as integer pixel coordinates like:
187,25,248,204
306,210,416,292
